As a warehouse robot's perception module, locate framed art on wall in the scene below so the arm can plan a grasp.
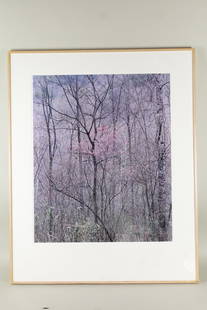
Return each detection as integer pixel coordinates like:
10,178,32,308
9,48,198,284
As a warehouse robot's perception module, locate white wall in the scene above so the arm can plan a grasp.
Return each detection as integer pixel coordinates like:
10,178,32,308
0,0,206,309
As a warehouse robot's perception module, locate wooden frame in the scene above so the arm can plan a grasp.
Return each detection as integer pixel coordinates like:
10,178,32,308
9,48,199,284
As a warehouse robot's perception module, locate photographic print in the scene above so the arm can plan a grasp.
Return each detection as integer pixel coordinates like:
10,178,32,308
33,74,171,243
10,49,198,283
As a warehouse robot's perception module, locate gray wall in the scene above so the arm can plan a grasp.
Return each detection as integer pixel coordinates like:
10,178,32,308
0,0,206,309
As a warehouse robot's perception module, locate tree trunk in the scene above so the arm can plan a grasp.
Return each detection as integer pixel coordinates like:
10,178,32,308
156,85,167,241
127,116,135,223
76,105,85,220
92,152,98,224
48,160,53,238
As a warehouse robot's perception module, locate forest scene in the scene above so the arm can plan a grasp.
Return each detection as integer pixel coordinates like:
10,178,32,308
33,73,172,242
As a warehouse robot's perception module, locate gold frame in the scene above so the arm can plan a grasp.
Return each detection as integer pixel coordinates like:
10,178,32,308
8,47,199,284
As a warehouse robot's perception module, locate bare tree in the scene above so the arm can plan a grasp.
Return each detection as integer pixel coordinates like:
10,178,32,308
33,74,171,242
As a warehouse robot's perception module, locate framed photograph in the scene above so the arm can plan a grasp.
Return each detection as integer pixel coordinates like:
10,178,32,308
9,48,198,284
